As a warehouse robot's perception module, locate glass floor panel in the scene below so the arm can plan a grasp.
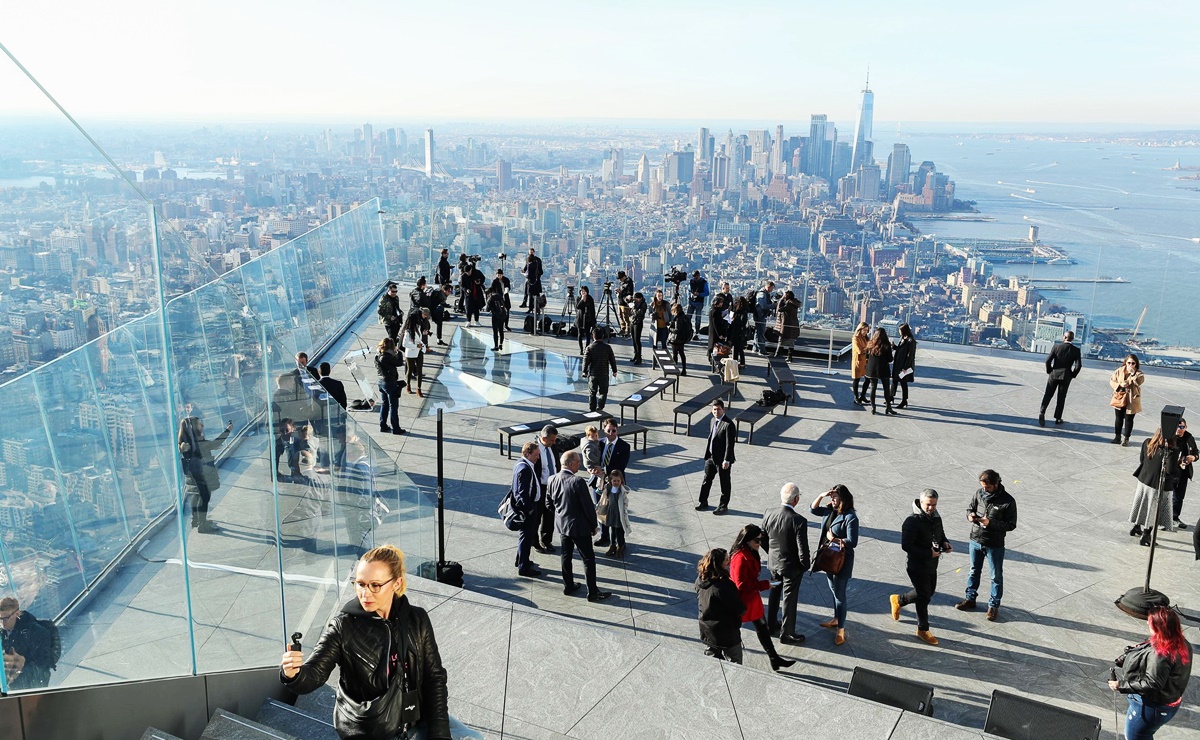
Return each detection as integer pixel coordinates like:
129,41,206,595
419,327,642,416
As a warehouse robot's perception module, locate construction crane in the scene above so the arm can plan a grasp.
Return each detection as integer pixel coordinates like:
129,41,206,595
1130,305,1148,340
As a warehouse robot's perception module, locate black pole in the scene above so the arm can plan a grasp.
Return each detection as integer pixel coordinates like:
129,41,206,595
437,408,446,565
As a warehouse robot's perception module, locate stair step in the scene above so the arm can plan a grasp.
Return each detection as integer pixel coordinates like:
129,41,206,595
255,699,339,740
291,678,337,719
199,708,298,740
140,730,185,740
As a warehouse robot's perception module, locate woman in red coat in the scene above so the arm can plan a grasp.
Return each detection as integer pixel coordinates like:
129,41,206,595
729,524,797,672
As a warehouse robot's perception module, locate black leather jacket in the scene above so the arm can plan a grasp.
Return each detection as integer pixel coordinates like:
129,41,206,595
1118,640,1192,706
283,595,450,740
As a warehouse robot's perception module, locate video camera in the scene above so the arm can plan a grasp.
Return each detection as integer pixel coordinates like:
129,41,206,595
467,254,482,264
497,252,507,261
666,267,688,285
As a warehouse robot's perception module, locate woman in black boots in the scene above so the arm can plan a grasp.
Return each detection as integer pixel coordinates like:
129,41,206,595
892,323,917,409
864,327,895,415
729,524,797,672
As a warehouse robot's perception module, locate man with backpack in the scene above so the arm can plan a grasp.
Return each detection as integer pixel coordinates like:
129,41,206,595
1,596,56,690
686,270,710,339
753,280,775,354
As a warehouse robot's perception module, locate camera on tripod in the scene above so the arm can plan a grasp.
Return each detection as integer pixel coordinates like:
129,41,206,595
497,252,507,261
666,267,688,285
467,255,482,265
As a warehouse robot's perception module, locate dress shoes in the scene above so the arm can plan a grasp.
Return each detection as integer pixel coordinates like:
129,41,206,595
563,582,581,596
517,566,542,578
587,591,613,603
819,618,839,629
1054,418,1065,425
769,656,796,672
780,634,806,646
1038,412,1045,427
713,505,728,515
885,407,898,416
833,629,846,646
533,543,556,555
955,599,977,611
695,503,711,511
391,428,407,435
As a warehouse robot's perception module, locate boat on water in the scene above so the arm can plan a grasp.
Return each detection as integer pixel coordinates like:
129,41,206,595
1048,257,1071,265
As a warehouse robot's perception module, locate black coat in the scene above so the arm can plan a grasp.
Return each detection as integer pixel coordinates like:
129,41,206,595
1134,439,1181,490
320,377,348,409
668,313,691,347
1045,340,1082,379
1117,640,1193,706
892,337,916,380
1176,431,1198,481
583,340,617,380
901,499,950,572
548,470,597,539
283,595,450,740
435,257,452,286
696,576,745,648
730,308,751,346
576,295,597,331
377,293,402,326
708,306,729,350
865,341,893,379
599,437,631,474
374,351,402,383
967,485,1018,547
703,415,736,466
1,611,53,689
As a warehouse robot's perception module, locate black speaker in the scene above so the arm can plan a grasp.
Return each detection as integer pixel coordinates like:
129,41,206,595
846,666,934,716
983,689,1100,740
1162,405,1185,436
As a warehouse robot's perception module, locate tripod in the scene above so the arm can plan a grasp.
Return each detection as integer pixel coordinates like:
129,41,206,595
597,283,619,334
669,279,684,305
561,285,576,318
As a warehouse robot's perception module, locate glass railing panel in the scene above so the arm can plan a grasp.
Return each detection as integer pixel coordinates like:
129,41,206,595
276,244,315,357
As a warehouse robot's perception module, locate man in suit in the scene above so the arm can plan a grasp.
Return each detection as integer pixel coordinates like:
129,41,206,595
548,450,612,602
695,399,736,514
761,482,810,645
317,362,347,409
1039,330,1083,426
511,442,543,578
582,328,618,412
532,425,559,554
317,362,348,468
594,418,631,548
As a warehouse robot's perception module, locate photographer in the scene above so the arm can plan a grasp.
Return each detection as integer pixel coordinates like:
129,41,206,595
1,596,54,690
616,271,634,337
890,489,952,646
687,270,709,340
521,247,543,309
1109,606,1192,739
753,281,776,354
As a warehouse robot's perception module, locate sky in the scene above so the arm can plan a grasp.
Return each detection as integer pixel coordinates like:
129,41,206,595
4,0,1199,127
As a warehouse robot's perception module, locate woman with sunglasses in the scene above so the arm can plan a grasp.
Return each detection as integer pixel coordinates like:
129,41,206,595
1110,354,1146,446
729,524,797,672
281,545,454,740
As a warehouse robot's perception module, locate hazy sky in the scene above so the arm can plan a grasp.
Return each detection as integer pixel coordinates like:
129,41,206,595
5,0,1198,126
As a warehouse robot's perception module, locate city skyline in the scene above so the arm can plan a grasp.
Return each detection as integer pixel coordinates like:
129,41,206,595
5,0,1199,125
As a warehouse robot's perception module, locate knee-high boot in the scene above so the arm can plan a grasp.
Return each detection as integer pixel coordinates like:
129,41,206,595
754,620,795,672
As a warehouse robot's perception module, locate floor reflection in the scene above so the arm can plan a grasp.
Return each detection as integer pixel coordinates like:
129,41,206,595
419,327,641,416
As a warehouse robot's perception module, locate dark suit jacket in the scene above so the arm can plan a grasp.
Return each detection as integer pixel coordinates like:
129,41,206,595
600,437,630,474
703,415,736,466
511,458,540,514
1045,341,1082,380
319,376,348,409
548,470,596,539
760,505,810,572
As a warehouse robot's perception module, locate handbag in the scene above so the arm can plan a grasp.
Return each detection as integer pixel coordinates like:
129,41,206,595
812,538,846,575
497,489,525,532
596,490,610,523
1110,387,1128,409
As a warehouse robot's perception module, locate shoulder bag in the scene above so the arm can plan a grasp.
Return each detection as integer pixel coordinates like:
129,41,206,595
1110,387,1128,409
498,489,525,532
811,513,847,575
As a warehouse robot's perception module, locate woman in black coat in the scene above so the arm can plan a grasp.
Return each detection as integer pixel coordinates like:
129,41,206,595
695,547,746,663
891,323,917,409
179,416,233,534
1108,606,1192,739
576,286,596,354
730,297,751,369
773,291,801,360
668,303,691,376
1170,418,1198,531
706,295,730,371
281,545,452,740
864,327,895,415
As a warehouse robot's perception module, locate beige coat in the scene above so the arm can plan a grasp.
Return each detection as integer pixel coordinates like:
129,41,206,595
1110,366,1145,414
851,333,869,379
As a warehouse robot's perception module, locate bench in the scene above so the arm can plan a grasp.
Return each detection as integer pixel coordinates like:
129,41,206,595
768,357,797,401
733,402,786,445
651,348,682,379
498,410,612,458
616,423,649,454
618,377,677,423
672,384,736,435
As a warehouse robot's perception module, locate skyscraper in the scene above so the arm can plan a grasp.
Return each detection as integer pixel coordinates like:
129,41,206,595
497,159,513,191
770,124,785,177
711,153,729,190
636,154,650,190
851,73,874,172
805,115,830,178
664,151,694,187
885,143,911,197
424,128,435,179
697,127,711,162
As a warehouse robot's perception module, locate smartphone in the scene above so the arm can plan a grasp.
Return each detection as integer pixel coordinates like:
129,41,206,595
768,580,782,588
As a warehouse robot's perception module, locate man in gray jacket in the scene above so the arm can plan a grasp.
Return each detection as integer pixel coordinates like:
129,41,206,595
548,451,613,603
956,469,1018,621
761,482,810,645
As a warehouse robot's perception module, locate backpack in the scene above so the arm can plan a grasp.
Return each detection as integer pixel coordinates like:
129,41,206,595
38,618,61,671
757,388,787,407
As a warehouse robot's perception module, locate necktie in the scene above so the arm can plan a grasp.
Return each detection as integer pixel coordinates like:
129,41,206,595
603,442,613,467
544,445,555,479
708,419,720,457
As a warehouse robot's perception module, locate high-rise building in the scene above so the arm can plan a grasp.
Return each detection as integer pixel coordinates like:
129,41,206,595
664,151,694,187
850,74,874,172
885,143,911,197
857,164,881,201
805,115,830,178
770,125,785,177
497,159,513,191
424,128,435,178
711,153,729,190
636,154,650,190
697,127,711,162
362,123,374,157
